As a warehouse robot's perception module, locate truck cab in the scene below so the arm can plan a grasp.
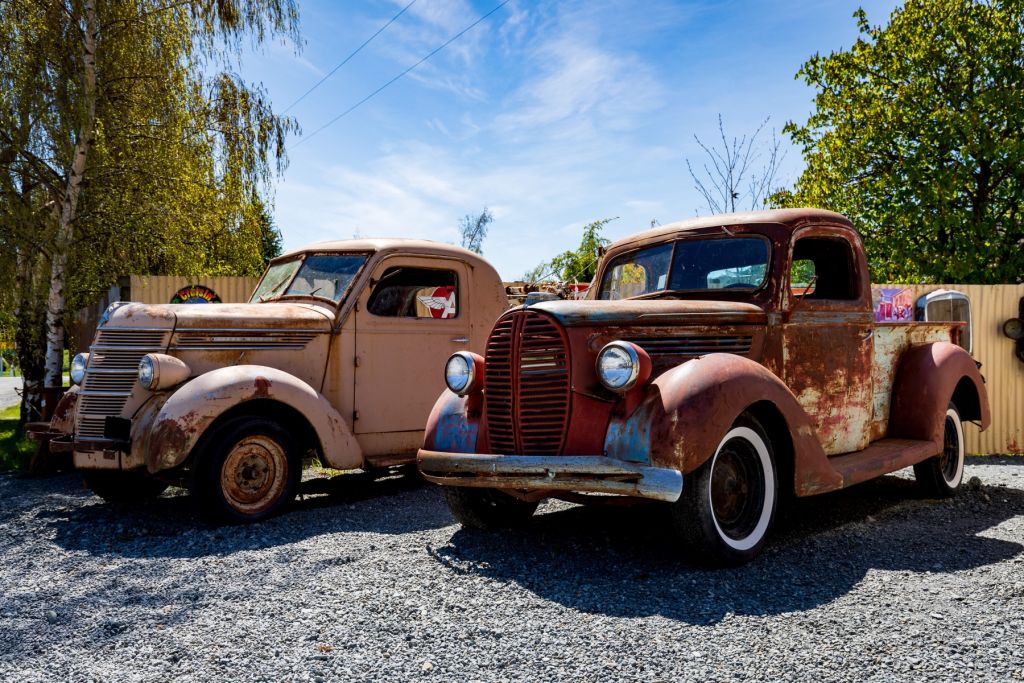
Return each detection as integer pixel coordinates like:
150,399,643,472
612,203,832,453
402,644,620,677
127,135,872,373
418,209,990,565
33,239,507,522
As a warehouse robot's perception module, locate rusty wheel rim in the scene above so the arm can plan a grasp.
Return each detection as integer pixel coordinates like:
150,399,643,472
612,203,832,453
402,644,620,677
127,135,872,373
710,438,765,543
220,435,289,516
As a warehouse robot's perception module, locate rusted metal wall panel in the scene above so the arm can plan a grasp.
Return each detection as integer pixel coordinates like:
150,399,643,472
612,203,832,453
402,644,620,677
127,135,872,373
128,275,261,305
879,284,1024,455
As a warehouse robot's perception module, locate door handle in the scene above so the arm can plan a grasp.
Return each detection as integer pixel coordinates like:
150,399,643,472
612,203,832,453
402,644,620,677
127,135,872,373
450,336,469,344
862,329,874,342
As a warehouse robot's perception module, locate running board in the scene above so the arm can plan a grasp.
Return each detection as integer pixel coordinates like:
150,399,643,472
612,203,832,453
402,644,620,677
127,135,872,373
828,438,940,489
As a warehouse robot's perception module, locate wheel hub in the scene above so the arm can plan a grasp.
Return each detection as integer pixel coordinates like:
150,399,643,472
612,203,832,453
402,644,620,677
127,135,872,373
221,435,288,514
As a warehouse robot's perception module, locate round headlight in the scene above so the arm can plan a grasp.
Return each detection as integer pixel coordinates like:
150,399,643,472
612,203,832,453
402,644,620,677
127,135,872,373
597,343,638,391
445,352,475,395
70,353,89,385
138,355,156,389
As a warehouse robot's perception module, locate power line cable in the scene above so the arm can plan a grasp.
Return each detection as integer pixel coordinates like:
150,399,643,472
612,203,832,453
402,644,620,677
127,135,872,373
291,0,511,149
282,0,420,115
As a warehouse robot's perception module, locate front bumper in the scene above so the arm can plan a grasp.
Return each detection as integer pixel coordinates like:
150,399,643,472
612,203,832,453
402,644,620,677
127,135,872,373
417,450,683,503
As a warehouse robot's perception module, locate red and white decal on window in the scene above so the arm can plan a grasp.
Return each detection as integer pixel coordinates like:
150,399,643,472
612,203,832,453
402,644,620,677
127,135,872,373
417,286,457,318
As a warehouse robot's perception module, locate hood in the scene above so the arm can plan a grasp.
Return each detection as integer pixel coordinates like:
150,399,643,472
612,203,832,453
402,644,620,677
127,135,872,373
104,301,334,332
528,299,767,328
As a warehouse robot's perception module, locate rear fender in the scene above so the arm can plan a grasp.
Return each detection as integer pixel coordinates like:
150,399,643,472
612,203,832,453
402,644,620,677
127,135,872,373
604,353,841,495
146,365,362,473
422,389,481,454
890,342,990,442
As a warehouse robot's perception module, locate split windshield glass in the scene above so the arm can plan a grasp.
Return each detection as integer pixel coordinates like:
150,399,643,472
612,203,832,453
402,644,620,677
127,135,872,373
251,254,368,303
598,236,771,300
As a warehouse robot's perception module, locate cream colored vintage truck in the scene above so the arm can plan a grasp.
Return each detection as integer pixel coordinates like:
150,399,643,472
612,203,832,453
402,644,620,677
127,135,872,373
31,239,507,522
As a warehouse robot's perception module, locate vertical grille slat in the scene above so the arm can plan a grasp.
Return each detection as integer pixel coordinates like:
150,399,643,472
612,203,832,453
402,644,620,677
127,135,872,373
484,310,571,455
75,328,169,441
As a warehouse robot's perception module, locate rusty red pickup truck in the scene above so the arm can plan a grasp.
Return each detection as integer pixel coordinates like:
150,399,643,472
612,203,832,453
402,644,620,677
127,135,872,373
418,208,991,565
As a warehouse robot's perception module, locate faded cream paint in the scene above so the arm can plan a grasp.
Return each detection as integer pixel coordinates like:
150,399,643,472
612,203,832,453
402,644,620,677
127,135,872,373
58,239,509,479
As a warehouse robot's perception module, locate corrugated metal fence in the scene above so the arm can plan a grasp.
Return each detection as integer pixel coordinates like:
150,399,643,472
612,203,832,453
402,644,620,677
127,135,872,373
881,284,1024,455
127,275,261,304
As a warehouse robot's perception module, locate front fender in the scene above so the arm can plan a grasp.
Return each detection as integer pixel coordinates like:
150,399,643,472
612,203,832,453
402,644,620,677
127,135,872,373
604,353,840,494
146,365,362,473
422,389,481,454
890,342,990,443
51,385,80,434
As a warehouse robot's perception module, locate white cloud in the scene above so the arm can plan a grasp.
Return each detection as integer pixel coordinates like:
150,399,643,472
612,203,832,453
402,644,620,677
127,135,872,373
494,35,663,140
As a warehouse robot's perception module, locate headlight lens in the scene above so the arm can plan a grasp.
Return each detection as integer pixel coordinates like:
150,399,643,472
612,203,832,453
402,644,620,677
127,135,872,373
445,352,474,395
138,355,156,389
598,342,634,389
70,353,89,385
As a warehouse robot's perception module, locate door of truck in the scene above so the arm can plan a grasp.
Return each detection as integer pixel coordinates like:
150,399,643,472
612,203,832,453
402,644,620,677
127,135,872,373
782,232,874,455
352,256,472,437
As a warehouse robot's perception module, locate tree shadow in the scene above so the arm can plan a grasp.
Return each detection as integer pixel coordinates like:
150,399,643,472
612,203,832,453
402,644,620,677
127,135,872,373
428,460,1024,624
32,468,450,559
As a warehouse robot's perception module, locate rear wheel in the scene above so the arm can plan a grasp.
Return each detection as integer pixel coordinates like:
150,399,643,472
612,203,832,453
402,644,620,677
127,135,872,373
192,416,301,523
914,402,965,498
83,471,169,503
670,414,777,566
443,487,539,530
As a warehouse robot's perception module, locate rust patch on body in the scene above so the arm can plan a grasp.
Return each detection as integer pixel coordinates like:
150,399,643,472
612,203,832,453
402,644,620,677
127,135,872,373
253,376,272,398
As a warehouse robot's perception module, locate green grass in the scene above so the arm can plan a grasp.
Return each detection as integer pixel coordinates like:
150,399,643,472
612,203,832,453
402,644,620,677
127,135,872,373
0,404,35,472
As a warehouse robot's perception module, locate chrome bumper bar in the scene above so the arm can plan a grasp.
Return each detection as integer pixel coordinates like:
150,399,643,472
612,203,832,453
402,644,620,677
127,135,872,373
417,450,683,503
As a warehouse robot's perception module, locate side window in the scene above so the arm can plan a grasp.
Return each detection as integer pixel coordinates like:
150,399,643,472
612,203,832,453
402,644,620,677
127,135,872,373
790,259,817,298
367,267,458,319
790,237,858,301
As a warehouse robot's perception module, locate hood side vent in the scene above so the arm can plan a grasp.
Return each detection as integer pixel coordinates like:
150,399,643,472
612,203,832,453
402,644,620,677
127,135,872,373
625,335,753,357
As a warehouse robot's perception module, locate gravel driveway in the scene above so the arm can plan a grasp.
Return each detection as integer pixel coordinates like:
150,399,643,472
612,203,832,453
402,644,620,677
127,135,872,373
1,458,1022,682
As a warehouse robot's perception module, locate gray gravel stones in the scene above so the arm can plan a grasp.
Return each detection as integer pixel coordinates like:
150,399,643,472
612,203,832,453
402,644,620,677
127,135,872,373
1,457,1023,682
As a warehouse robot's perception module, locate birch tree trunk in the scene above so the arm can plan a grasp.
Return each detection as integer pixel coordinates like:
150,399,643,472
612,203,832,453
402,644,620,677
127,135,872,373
43,1,99,389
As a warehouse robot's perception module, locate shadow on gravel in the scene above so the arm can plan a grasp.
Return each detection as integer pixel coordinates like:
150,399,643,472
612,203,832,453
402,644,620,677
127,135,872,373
430,458,1024,624
35,469,449,559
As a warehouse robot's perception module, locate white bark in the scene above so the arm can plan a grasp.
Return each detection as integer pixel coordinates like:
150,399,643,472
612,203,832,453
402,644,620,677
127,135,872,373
43,1,99,388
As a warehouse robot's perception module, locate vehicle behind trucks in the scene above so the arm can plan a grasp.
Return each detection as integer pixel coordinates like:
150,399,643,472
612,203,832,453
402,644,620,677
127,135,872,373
29,239,507,522
418,209,991,565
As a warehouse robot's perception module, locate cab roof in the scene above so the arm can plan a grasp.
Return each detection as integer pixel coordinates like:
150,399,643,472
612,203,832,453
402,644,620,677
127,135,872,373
279,237,486,263
606,208,854,252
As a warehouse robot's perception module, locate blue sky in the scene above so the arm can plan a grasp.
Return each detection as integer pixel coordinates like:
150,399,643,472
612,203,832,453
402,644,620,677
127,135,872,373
242,0,901,280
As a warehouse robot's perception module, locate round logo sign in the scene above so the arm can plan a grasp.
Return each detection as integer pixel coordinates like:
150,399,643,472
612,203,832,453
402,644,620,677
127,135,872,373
171,285,222,304
416,286,456,319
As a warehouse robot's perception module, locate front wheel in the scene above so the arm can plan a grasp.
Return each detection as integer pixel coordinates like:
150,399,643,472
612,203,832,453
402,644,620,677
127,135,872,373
191,416,301,523
914,402,965,498
669,414,778,566
83,471,169,503
443,487,539,530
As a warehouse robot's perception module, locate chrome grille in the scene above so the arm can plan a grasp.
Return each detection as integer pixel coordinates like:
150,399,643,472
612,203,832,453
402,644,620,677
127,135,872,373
484,310,571,455
75,328,170,441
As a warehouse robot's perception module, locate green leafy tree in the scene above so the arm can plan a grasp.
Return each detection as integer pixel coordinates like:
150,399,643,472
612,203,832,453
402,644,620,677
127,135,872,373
0,0,300,409
459,207,493,254
779,1,1024,284
527,218,615,284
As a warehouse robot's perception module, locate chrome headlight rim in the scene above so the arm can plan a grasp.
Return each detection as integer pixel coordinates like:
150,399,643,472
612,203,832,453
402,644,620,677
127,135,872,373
596,341,642,392
138,355,157,390
70,353,89,386
445,351,477,396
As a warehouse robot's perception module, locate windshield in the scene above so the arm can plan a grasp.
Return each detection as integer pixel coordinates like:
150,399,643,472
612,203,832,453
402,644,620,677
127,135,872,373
251,254,368,303
599,236,770,300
